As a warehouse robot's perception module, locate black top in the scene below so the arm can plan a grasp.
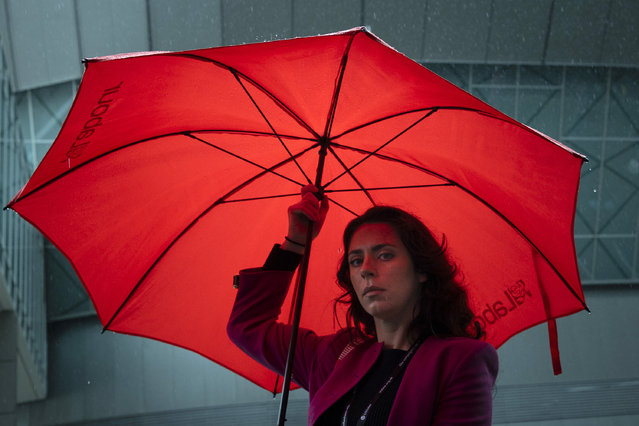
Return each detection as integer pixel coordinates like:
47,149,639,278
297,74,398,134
316,348,408,425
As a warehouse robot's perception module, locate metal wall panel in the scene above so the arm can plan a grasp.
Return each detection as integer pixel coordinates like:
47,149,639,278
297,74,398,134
485,0,552,63
364,0,427,60
422,0,492,62
222,0,292,46
149,0,222,51
76,0,149,59
5,0,81,91
545,0,610,65
601,0,639,66
292,0,362,37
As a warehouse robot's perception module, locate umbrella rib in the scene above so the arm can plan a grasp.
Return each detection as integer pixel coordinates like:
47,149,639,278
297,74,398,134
186,133,317,187
217,191,363,217
323,109,438,189
101,145,320,331
230,70,312,185
326,145,376,206
195,129,315,141
331,106,453,140
325,197,359,218
329,142,448,181
218,192,304,203
324,184,454,193
323,30,358,138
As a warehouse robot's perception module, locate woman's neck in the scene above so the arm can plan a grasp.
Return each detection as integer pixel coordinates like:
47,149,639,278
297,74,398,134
374,319,414,351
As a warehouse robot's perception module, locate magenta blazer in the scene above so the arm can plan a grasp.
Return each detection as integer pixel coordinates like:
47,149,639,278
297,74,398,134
228,268,498,425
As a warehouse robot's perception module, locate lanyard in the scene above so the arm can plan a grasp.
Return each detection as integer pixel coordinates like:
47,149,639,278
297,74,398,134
341,337,423,426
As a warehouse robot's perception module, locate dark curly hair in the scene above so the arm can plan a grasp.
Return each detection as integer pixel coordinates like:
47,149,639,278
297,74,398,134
335,206,482,342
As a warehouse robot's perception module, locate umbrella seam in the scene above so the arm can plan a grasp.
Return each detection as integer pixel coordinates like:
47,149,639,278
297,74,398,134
231,70,312,185
323,30,358,139
173,53,319,139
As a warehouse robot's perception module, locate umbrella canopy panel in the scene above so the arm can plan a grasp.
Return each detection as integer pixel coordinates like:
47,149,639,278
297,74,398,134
8,28,586,392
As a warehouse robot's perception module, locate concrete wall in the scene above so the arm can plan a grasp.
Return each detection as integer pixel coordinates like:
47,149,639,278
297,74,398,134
0,312,17,426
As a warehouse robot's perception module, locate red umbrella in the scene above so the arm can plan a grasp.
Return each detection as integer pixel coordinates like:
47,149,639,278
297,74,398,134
7,27,586,406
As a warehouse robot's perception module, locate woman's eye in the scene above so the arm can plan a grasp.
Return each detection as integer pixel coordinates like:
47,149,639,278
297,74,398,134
379,252,394,260
349,258,362,267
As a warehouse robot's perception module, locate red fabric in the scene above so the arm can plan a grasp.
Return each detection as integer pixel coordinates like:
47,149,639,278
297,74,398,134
7,28,586,391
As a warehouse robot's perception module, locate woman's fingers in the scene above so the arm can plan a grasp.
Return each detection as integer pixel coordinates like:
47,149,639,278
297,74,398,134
298,192,322,222
285,185,329,248
290,185,322,220
300,184,319,197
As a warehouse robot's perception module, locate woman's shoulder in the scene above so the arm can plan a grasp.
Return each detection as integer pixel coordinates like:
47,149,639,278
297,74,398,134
418,336,498,377
420,336,498,364
427,335,494,350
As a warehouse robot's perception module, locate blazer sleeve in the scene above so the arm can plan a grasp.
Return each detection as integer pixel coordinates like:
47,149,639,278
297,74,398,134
226,267,346,391
432,341,498,425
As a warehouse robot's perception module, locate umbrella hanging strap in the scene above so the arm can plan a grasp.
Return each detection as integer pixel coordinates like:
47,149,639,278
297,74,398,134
532,249,563,375
547,319,562,375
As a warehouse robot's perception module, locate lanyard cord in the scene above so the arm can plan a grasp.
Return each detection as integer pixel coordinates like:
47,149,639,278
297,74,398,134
341,337,424,426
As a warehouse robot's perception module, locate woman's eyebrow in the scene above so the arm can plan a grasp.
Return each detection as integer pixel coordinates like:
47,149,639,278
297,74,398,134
348,243,395,257
372,243,395,252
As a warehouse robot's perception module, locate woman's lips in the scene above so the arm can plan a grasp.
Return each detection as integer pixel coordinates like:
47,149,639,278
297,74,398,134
362,286,385,296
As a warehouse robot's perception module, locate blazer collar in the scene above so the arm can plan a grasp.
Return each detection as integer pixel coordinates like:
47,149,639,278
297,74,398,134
308,339,382,424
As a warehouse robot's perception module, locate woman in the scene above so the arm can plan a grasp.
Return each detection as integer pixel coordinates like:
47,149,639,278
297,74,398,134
227,185,498,425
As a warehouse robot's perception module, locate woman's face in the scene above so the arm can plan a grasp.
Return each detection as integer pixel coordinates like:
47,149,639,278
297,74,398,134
347,222,426,323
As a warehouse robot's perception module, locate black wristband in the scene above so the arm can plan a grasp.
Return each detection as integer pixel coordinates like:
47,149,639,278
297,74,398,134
284,236,305,248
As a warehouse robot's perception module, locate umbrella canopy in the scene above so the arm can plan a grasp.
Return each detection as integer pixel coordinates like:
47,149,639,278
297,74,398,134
7,28,587,393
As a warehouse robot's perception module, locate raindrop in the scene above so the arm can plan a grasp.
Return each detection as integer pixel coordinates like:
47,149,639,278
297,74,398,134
87,380,91,385
593,188,598,193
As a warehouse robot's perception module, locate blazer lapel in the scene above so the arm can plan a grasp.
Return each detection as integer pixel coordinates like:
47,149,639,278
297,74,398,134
387,338,441,425
308,340,382,424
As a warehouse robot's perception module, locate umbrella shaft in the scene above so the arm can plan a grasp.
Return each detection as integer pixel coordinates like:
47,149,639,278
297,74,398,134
277,224,314,426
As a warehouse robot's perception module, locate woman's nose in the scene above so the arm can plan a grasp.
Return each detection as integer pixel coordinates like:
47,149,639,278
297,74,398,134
360,256,375,278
